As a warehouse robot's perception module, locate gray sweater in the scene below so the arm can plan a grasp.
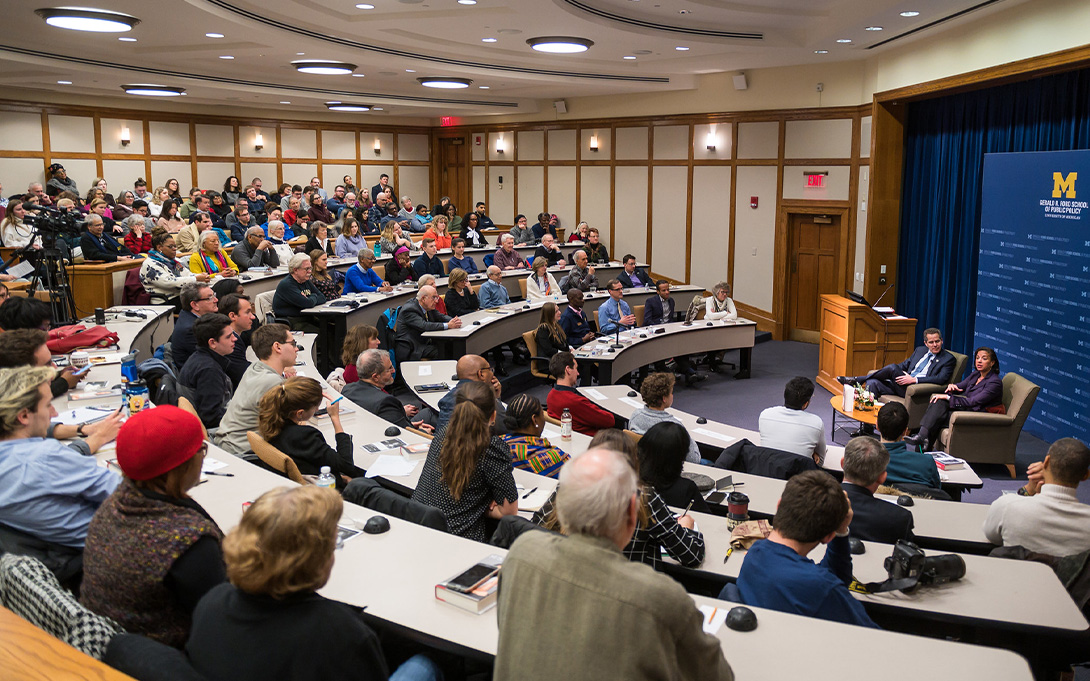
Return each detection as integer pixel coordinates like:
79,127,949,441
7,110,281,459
627,406,700,463
214,361,284,457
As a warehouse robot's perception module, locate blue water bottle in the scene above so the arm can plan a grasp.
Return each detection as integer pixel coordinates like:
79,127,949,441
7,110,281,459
373,242,382,259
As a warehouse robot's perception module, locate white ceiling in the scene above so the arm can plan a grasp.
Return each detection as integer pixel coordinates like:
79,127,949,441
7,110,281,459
0,0,1022,119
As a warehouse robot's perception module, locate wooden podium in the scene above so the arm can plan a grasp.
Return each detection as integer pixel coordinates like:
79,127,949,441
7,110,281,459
816,294,916,395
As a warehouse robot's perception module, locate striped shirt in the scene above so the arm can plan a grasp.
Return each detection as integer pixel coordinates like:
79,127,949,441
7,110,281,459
501,434,570,479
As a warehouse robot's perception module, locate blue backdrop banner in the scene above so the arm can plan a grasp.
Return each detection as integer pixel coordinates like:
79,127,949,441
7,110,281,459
977,150,1090,442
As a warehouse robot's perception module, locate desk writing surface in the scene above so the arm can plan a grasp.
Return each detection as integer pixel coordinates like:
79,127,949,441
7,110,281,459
0,605,138,681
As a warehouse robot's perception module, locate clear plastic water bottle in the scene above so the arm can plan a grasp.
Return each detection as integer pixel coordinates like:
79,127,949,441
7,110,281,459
316,466,336,489
561,408,572,441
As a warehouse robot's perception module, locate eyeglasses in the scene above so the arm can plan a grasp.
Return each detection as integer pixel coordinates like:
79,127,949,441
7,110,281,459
281,339,298,347
198,295,217,302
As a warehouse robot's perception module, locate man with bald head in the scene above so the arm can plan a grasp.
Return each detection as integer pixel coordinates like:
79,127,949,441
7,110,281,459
436,354,507,433
394,285,461,364
495,448,734,681
232,226,279,270
562,249,598,293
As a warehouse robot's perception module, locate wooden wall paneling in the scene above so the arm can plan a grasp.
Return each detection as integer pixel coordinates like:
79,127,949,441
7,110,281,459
355,130,362,194
188,123,198,186
92,113,102,178
684,123,694,282
846,114,861,294
609,126,616,257
728,120,738,293
865,100,906,304
315,129,323,187
645,126,653,266
232,123,241,179
40,111,50,179
772,119,787,339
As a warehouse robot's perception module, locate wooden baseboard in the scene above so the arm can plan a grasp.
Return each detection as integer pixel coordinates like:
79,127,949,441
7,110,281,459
647,271,687,287
734,301,777,334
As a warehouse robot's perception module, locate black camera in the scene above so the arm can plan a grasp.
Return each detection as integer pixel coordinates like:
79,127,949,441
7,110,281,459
883,540,965,593
22,205,84,240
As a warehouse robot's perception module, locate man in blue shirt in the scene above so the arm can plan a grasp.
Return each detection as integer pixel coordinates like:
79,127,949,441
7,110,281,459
447,238,478,274
597,278,635,336
730,470,878,628
343,250,391,294
479,265,510,308
412,238,445,278
0,366,119,548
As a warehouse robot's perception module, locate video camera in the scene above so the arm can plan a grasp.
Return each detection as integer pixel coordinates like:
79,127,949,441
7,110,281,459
22,204,84,242
882,540,966,594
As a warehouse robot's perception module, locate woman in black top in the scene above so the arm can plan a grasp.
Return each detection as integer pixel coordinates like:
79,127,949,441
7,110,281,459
385,246,415,286
638,421,710,514
444,268,479,317
309,249,343,301
258,377,362,486
187,485,441,681
459,212,488,249
533,302,568,374
411,381,518,541
304,222,335,256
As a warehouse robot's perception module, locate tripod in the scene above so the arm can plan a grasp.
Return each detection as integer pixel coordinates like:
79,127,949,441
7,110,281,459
3,235,78,326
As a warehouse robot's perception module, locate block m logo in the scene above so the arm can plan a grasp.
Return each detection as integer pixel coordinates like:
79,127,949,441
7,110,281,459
1053,172,1077,198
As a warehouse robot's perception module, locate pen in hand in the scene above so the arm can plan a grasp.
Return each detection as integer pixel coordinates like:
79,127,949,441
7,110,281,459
680,499,694,518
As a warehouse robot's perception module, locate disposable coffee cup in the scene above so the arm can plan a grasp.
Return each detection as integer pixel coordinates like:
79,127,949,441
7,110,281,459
727,491,750,521
71,351,90,368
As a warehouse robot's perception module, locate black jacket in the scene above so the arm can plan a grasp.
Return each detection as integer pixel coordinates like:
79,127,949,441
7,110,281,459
178,348,233,429
842,482,915,544
170,311,199,372
394,298,450,362
445,288,479,317
341,381,411,429
80,231,133,262
268,422,360,480
713,438,820,481
272,275,326,318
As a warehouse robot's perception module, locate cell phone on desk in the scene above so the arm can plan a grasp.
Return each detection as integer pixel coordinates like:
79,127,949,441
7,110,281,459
446,563,500,593
706,491,726,504
416,383,449,393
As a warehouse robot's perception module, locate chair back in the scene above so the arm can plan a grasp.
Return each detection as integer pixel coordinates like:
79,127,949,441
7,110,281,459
343,478,449,532
123,267,152,306
253,290,277,324
949,351,969,382
518,278,528,299
521,330,551,379
105,633,208,681
372,263,385,279
633,304,645,327
247,431,308,484
0,554,122,660
483,253,495,267
177,396,208,439
623,429,643,447
592,309,599,330
1002,372,1041,432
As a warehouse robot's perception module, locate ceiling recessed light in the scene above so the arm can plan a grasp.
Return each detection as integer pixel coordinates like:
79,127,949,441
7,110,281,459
836,38,852,43
481,37,497,43
326,102,371,111
205,32,224,38
526,36,593,54
296,52,305,55
623,55,636,60
355,2,375,7
118,36,136,41
122,84,185,97
478,85,490,89
900,10,920,17
352,73,366,77
57,80,72,85
496,28,521,34
373,107,383,111
35,7,139,33
457,0,477,5
674,46,689,51
814,49,828,54
418,76,473,88
405,69,416,73
865,26,883,31
219,55,234,59
280,101,290,104
292,60,357,75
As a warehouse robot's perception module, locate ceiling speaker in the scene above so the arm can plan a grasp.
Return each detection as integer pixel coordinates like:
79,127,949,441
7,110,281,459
554,99,568,114
733,73,748,91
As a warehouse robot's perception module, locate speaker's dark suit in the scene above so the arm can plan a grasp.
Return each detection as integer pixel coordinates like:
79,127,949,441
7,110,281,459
864,347,956,398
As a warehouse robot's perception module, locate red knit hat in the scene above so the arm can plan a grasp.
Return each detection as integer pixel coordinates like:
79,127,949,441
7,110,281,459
116,405,205,480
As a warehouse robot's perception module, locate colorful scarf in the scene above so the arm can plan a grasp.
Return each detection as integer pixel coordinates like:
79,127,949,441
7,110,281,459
199,249,229,273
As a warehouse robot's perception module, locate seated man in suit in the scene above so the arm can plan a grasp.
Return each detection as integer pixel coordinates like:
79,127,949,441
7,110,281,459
618,254,652,288
838,327,955,399
644,279,702,386
533,233,566,267
560,289,595,347
841,436,915,544
876,402,947,499
342,349,435,432
80,213,134,262
394,285,461,363
436,354,507,433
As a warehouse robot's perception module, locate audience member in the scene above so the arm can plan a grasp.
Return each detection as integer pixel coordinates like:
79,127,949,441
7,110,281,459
259,376,362,483
178,313,236,430
644,280,703,385
597,279,635,335
141,232,208,308
218,293,255,388
876,402,943,494
80,406,224,648
618,254,651,288
501,394,570,478
342,349,435,433
437,354,508,433
841,436,915,544
412,381,518,541
309,249,343,301
190,230,239,277
459,211,488,249
628,372,701,463
342,250,389,294
384,246,416,286
123,215,152,254
412,237,445,278
422,215,452,249
335,216,367,258
493,234,527,270
371,174,394,207
339,324,379,384
560,288,595,347
473,201,495,230
561,249,597,293
984,437,1090,555
171,282,217,369
215,324,297,458
508,214,535,246
546,352,616,435
496,448,732,681
394,285,461,363
446,237,478,274
444,268,479,318
758,376,827,465
81,213,134,262
306,192,334,224
232,226,279,270
533,302,569,373
0,366,119,548
304,221,334,256
272,253,327,332
581,226,609,263
638,421,708,511
187,486,441,681
732,470,877,628
175,210,211,252
525,256,560,300
0,324,84,399
532,212,558,241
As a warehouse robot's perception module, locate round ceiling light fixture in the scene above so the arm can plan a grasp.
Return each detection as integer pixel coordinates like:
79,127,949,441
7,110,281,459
526,36,593,54
36,6,139,32
418,76,472,88
122,84,185,97
292,60,357,75
900,10,920,17
326,102,372,111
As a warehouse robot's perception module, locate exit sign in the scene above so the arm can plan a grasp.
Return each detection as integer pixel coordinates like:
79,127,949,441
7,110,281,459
440,116,457,127
806,174,825,188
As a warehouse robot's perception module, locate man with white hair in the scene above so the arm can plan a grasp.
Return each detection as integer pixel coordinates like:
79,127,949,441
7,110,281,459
232,226,279,269
495,448,734,681
26,182,52,207
493,234,527,271
394,285,461,362
272,253,326,331
398,195,415,221
342,349,435,431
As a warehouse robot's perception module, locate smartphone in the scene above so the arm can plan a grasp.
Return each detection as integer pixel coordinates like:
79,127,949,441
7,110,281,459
706,491,727,504
446,563,499,593
72,364,93,377
416,383,449,393
714,475,733,490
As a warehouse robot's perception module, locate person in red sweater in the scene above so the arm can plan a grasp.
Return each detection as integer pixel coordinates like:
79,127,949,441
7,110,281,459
123,216,153,254
546,351,618,436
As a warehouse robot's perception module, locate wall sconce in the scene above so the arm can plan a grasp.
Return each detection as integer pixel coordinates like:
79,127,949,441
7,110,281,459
496,136,505,154
706,131,716,151
120,126,131,146
589,134,599,152
373,138,382,154
254,133,264,151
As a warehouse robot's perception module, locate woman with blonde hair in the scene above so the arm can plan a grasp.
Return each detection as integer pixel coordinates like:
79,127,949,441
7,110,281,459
568,221,589,243
340,324,379,384
190,230,238,277
309,249,343,301
186,485,441,680
148,188,169,219
89,198,123,236
412,381,518,540
84,187,112,215
0,201,41,250
378,221,413,255
91,177,116,206
258,376,361,484
525,256,560,301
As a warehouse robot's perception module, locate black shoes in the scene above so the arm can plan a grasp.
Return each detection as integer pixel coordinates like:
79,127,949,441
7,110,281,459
685,372,707,387
836,376,856,385
903,433,927,450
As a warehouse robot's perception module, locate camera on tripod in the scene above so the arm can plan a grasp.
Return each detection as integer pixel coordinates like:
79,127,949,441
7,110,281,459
883,540,966,593
22,204,84,242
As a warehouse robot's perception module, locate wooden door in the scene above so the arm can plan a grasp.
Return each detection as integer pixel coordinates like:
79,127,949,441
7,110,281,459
786,213,841,343
437,136,468,214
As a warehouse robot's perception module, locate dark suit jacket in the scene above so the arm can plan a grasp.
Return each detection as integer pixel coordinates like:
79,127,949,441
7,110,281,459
842,482,915,544
560,306,592,346
342,381,410,428
394,298,451,362
80,231,133,262
897,347,956,385
643,295,677,326
619,267,652,288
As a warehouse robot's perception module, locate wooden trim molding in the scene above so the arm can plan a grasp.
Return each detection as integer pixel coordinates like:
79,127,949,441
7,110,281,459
734,301,776,334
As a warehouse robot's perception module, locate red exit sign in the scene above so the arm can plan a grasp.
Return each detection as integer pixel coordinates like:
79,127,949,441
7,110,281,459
440,116,458,127
806,173,825,188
